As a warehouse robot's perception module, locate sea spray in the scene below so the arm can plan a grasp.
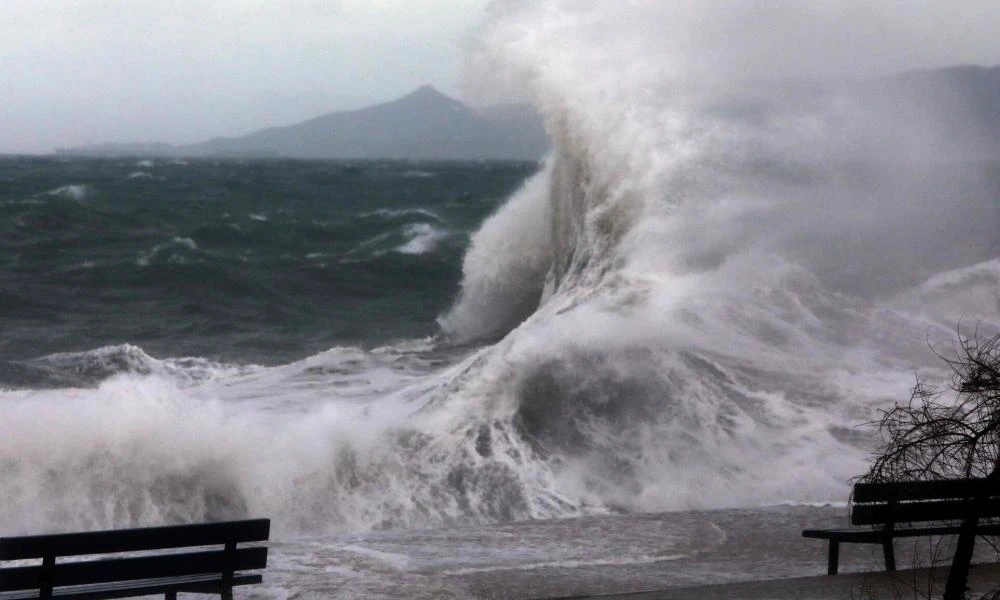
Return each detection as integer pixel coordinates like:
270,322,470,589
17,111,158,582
0,345,575,535
440,163,554,341
444,0,1000,511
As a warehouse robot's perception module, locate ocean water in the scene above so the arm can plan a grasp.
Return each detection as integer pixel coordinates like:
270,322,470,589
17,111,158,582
3,153,999,597
5,3,1000,598
0,158,531,370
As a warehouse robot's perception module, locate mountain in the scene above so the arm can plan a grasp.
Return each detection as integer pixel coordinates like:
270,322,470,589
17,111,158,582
56,67,1000,161
54,142,179,158
57,86,550,161
471,102,553,160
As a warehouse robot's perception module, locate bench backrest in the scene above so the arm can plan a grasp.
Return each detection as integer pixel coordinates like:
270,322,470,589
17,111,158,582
0,519,269,594
852,478,1000,526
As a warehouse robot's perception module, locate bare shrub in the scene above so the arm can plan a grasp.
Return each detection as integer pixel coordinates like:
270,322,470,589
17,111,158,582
862,330,1000,600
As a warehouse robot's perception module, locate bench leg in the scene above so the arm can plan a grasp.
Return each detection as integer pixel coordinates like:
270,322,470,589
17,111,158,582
827,540,840,575
165,593,177,600
882,539,896,572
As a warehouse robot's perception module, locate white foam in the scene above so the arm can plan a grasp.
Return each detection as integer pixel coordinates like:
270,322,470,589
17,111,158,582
890,259,1000,325
360,208,442,221
440,553,686,576
0,199,44,207
0,341,564,535
172,237,197,250
39,184,90,200
136,237,198,266
338,545,412,571
436,0,1000,513
439,164,553,340
393,223,449,255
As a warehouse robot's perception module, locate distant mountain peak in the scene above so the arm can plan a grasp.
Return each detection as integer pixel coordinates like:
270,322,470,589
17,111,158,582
56,82,550,160
395,84,462,106
410,84,445,96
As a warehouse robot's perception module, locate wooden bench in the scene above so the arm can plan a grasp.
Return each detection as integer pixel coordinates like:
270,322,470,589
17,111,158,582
0,519,269,600
803,478,1000,576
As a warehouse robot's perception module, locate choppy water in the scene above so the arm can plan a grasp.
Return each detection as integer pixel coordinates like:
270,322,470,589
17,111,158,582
0,158,533,370
4,2,1000,599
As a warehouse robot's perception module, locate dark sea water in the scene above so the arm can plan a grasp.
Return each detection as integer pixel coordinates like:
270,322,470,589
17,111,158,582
0,157,535,382
2,154,998,599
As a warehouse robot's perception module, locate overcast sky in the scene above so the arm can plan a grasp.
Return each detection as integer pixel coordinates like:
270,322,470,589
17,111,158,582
1,0,488,154
3,1,999,155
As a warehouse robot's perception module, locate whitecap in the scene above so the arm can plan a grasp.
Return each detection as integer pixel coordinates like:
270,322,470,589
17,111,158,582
38,184,90,200
136,237,198,266
394,223,449,255
172,237,198,250
360,208,442,221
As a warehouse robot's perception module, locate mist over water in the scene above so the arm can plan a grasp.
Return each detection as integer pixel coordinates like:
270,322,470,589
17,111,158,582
2,1,1000,544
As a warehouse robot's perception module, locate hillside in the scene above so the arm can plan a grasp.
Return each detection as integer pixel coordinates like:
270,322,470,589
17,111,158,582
55,66,1000,161
58,86,549,161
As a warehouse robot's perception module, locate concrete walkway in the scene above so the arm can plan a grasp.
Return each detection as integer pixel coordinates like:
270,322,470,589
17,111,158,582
542,563,1000,600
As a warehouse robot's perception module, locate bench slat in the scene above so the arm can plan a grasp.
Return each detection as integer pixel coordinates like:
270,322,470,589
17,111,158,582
803,523,1000,541
0,574,262,600
853,479,998,503
806,479,1000,577
0,520,269,560
0,547,266,592
852,498,1000,525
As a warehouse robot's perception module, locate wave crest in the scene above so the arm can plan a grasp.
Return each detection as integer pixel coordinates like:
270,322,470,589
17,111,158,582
439,164,554,341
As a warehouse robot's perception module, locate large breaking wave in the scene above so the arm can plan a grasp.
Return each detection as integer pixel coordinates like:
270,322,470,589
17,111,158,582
3,1,1000,537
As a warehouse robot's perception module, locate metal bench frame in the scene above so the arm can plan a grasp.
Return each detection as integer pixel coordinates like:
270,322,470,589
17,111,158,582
803,479,999,575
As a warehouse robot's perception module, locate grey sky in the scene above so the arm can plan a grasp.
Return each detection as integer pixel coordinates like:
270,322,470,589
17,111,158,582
3,1,1000,155
1,0,488,154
